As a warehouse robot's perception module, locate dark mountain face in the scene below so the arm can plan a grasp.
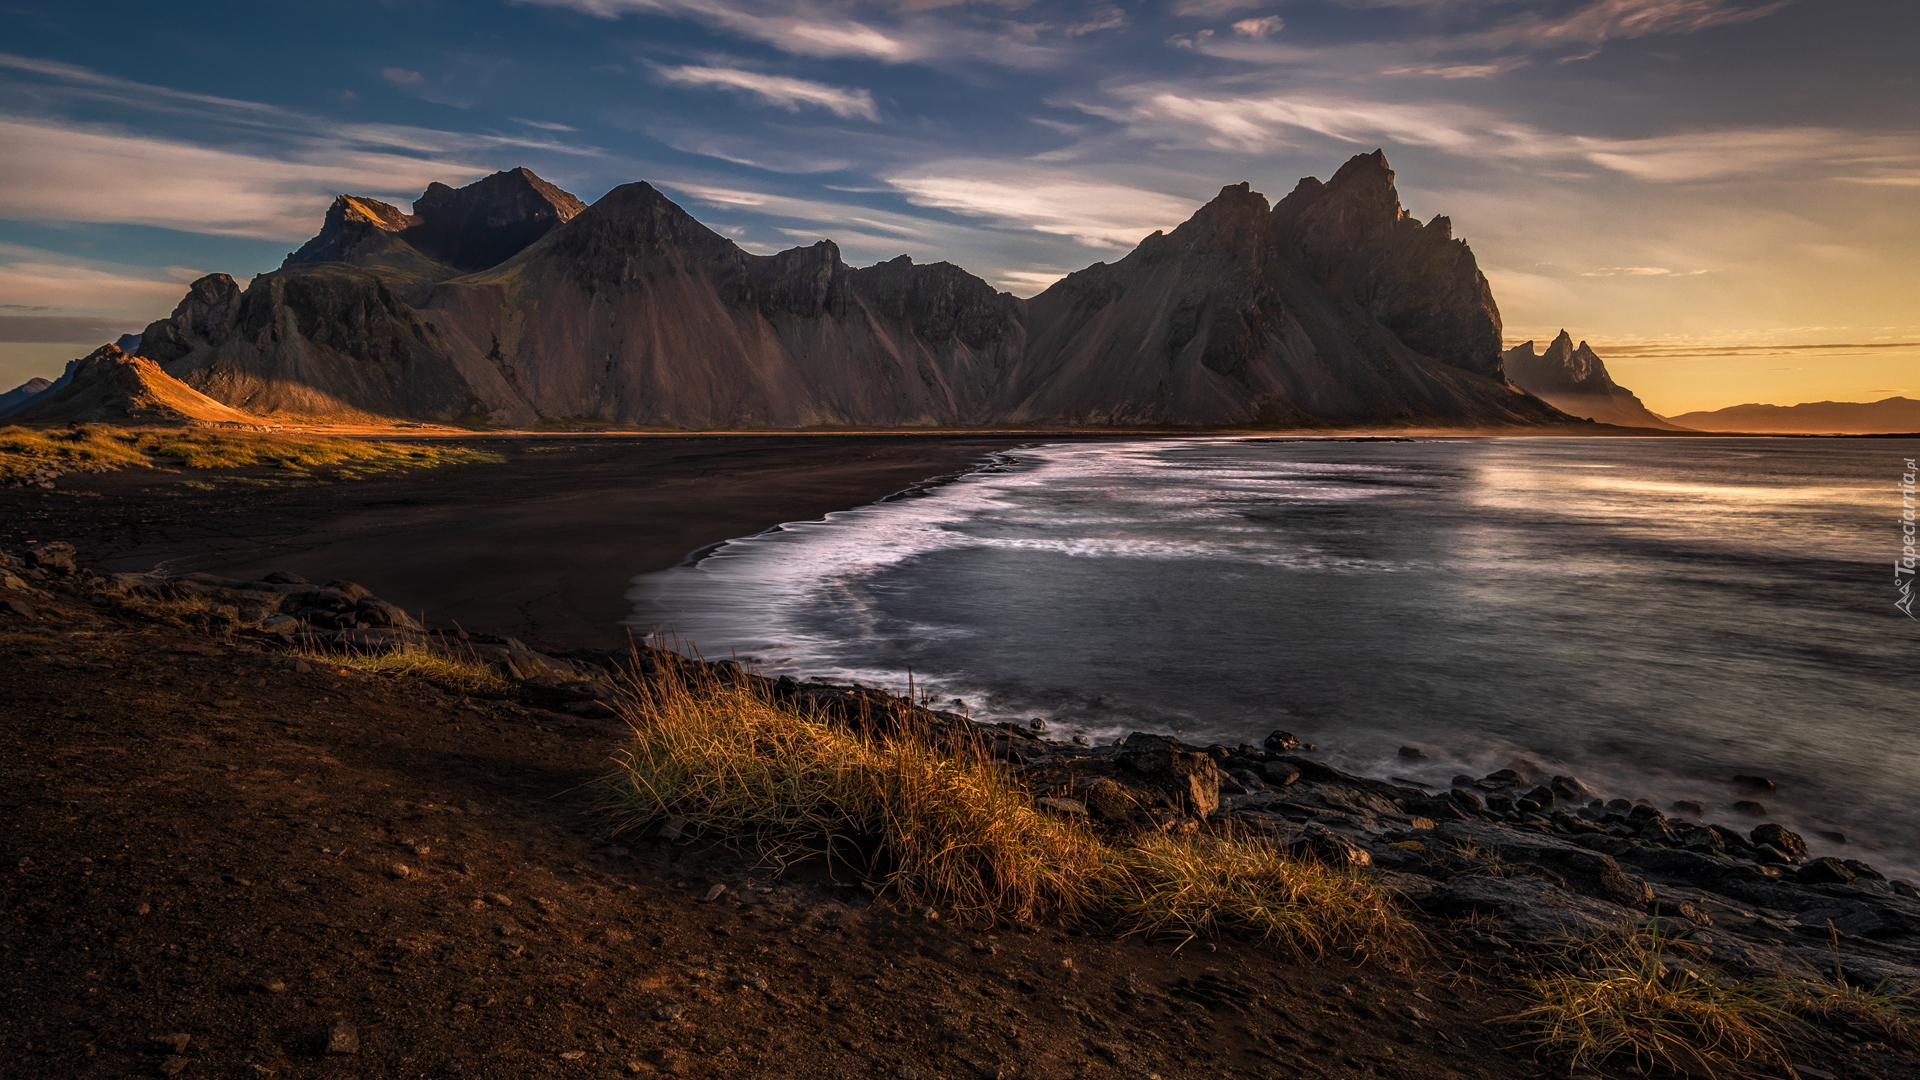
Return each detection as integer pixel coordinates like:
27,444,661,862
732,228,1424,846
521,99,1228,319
1503,332,1681,429
140,154,1575,429
0,376,55,419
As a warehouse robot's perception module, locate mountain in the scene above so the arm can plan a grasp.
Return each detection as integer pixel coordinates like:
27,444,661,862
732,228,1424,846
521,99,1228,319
136,153,1572,429
0,376,54,419
1503,332,1682,429
1666,397,1920,434
4,344,266,426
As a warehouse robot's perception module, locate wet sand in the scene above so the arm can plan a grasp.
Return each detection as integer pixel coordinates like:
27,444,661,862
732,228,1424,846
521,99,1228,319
0,434,1035,647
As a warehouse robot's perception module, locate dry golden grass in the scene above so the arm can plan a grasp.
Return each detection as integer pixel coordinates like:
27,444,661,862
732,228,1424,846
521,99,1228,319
1505,926,1793,1079
290,643,515,697
0,425,500,484
1773,976,1919,1046
604,663,1414,949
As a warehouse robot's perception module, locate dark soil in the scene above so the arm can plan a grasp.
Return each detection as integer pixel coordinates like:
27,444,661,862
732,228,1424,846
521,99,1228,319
0,579,1565,1080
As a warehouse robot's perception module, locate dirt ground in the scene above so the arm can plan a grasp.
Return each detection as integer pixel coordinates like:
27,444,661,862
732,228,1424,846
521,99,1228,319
0,575,1586,1080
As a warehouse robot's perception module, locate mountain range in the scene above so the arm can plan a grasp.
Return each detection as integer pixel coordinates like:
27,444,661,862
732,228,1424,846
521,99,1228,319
1502,332,1681,430
97,152,1588,430
1667,397,1920,434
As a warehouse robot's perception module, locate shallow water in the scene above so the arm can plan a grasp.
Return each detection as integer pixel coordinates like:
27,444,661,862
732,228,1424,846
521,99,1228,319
628,437,1920,876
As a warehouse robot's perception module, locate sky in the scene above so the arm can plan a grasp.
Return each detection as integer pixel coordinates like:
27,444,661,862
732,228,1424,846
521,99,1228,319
0,0,1915,415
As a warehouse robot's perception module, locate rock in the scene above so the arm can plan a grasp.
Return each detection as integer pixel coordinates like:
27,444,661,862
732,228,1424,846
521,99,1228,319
1282,825,1372,868
356,597,422,630
1437,822,1653,907
1262,730,1300,752
1028,718,1047,733
1428,874,1637,940
560,1050,587,1061
701,883,727,903
324,1020,359,1055
1731,800,1767,817
1796,858,1856,886
1080,777,1141,823
1478,769,1526,790
1550,775,1593,801
1730,774,1776,794
657,817,689,840
1397,746,1425,759
1116,733,1221,817
149,1034,192,1053
1261,761,1301,786
653,1003,683,1021
25,542,77,575
158,1055,190,1076
1071,734,1091,746
1750,823,1807,861
1670,800,1706,817
2,599,35,619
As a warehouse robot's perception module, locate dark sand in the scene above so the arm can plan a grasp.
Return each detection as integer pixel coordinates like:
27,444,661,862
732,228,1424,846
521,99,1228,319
0,434,1034,648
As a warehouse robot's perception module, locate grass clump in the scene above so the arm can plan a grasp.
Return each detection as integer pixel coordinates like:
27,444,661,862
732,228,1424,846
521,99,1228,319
604,663,1414,951
291,643,515,697
1506,927,1794,1079
0,425,501,484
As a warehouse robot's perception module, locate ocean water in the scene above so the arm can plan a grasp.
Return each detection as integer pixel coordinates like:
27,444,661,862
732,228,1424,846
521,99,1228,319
627,438,1920,876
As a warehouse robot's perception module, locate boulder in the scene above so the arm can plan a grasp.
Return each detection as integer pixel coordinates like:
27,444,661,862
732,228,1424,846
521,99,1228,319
26,542,76,575
1751,823,1807,861
1427,874,1637,940
1116,733,1222,817
356,597,422,630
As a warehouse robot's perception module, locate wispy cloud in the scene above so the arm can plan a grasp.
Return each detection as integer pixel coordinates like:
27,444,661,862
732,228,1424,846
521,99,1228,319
652,64,879,119
884,164,1196,248
0,242,207,317
1471,0,1790,50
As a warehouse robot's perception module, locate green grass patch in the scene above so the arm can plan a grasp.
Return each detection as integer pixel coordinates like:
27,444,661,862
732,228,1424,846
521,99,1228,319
0,425,501,485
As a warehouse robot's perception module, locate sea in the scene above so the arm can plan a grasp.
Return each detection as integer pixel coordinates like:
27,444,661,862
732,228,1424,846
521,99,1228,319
627,437,1920,878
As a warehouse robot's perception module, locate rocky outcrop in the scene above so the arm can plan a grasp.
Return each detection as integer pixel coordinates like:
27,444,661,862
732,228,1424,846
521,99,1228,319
4,344,267,427
141,154,1577,429
1503,331,1681,429
0,376,53,419
1667,397,1920,434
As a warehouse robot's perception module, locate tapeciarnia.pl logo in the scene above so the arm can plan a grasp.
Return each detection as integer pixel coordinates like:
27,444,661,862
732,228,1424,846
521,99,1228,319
1899,456,1917,620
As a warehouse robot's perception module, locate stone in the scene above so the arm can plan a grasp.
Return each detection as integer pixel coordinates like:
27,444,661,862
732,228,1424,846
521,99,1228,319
1750,823,1807,861
1397,746,1425,759
25,542,76,575
158,1055,189,1076
324,1020,359,1055
1429,874,1637,940
1282,826,1372,868
1670,800,1706,817
387,863,411,878
1262,730,1300,752
1080,777,1141,822
701,883,727,903
560,1050,587,1060
355,597,422,630
1796,858,1855,886
1116,733,1221,817
1262,761,1301,786
1730,774,1776,794
149,1034,192,1053
657,817,689,840
1731,800,1767,817
654,1003,683,1021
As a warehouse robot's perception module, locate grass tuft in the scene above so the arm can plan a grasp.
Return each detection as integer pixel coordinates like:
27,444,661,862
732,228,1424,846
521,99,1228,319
0,425,500,484
604,661,1415,949
289,643,515,697
1504,926,1793,1079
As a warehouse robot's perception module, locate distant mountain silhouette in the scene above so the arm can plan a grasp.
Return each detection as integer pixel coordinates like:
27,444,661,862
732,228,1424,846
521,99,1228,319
1667,397,1920,434
129,155,1576,429
1503,332,1683,429
0,376,54,419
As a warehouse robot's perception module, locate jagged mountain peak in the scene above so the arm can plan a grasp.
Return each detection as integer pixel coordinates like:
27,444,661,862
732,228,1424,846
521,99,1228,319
408,167,587,272
5,344,264,427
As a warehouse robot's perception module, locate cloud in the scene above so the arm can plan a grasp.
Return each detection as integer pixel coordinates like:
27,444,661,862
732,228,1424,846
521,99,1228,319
1231,16,1283,38
1066,7,1130,35
0,314,150,343
1580,266,1715,276
1474,0,1790,49
652,64,879,119
1379,57,1530,78
515,0,1057,66
381,67,425,85
514,117,579,131
884,165,1196,248
1078,86,1920,185
0,116,492,239
1168,0,1265,16
0,243,205,318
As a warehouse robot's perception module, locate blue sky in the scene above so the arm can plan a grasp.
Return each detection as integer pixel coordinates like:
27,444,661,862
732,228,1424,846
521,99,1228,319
0,0,1915,412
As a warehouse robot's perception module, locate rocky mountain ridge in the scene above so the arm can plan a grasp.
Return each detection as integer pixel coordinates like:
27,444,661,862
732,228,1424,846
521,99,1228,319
1502,331,1681,430
130,154,1575,429
3,344,265,427
0,376,53,418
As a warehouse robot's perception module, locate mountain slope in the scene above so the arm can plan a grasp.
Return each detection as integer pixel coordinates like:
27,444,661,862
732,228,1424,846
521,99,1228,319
0,377,53,419
5,344,266,426
1666,397,1920,433
1503,332,1682,429
140,154,1576,429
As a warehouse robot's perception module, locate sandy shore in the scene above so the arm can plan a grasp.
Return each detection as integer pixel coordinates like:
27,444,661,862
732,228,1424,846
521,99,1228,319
0,434,1041,648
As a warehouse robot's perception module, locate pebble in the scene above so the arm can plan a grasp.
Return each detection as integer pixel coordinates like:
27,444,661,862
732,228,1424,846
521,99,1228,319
485,893,514,907
658,817,689,840
324,1020,359,1055
149,1033,192,1053
387,863,411,878
701,883,727,903
654,1003,683,1021
158,1055,190,1076
560,1050,587,1060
